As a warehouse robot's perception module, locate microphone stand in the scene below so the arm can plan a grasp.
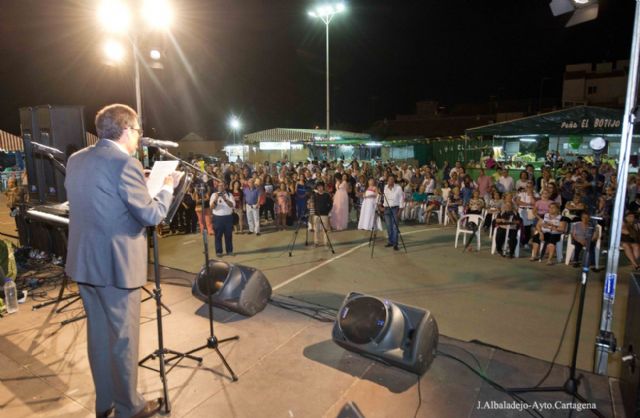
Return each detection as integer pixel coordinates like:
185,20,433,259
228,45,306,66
138,148,203,413
155,148,239,382
506,220,604,418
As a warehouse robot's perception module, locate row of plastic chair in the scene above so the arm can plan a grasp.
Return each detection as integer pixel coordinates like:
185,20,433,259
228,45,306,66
453,214,602,266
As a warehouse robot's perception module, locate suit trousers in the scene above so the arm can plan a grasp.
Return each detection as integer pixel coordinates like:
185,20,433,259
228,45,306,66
78,284,145,418
246,205,260,233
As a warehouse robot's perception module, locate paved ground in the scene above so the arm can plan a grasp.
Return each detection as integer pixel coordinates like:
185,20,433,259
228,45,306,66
0,268,623,418
0,201,633,417
156,219,630,379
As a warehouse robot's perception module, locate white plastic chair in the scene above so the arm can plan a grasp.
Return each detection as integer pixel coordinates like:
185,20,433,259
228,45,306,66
565,224,602,268
491,225,521,258
455,214,484,251
538,231,568,262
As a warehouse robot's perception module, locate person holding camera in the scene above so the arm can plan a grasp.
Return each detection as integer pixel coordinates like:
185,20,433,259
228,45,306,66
211,182,235,257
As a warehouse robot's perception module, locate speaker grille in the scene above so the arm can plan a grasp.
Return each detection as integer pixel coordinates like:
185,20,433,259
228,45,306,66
339,296,388,345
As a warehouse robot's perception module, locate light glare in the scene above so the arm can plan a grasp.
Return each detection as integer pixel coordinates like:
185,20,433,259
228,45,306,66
309,3,347,19
149,49,161,60
97,0,131,33
229,116,241,130
142,0,173,30
103,39,126,63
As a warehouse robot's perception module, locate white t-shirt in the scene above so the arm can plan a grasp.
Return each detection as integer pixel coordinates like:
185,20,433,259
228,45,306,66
211,192,235,216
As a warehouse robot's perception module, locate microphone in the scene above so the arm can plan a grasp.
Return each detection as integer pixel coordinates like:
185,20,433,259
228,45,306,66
30,141,65,158
140,137,179,148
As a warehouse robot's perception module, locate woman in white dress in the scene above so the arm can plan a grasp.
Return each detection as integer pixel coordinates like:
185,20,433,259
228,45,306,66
330,174,350,231
358,178,383,231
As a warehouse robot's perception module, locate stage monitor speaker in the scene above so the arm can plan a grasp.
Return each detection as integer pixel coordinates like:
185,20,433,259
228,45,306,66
621,273,640,418
19,107,45,204
332,292,438,375
192,260,272,317
34,105,86,203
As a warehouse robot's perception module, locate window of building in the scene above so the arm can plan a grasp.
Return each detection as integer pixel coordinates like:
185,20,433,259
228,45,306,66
587,86,598,95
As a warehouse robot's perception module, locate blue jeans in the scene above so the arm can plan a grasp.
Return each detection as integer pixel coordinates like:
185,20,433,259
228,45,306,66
213,214,233,255
384,207,399,246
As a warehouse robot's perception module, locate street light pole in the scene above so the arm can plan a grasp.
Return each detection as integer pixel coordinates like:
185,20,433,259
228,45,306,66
132,35,143,125
309,3,346,159
325,17,330,147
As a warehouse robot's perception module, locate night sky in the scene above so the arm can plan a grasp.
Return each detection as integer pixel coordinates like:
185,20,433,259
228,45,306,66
0,0,635,142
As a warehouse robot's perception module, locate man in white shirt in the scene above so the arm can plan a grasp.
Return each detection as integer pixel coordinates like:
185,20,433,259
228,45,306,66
497,169,514,193
211,182,236,257
383,175,404,251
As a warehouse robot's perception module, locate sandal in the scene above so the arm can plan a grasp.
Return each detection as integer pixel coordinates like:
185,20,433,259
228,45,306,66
547,260,554,266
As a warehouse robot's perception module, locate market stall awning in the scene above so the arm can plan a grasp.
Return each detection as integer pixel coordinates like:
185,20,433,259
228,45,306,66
243,128,371,144
466,106,623,138
0,130,23,151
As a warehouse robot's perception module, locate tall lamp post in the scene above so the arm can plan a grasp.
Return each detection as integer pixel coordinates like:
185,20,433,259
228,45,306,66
97,0,173,126
308,3,346,158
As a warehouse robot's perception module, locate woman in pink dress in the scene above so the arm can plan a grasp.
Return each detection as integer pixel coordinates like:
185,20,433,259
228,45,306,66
330,174,350,231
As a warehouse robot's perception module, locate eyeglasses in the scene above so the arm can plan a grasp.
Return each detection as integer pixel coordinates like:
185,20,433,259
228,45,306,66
127,127,143,136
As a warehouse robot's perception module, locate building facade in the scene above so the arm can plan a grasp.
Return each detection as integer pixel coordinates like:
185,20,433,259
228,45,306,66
562,60,629,108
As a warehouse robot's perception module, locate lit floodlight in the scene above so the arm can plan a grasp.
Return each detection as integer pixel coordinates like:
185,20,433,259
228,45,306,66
142,0,173,30
309,3,346,20
549,0,598,27
589,136,607,165
97,0,131,34
229,116,241,131
149,49,161,60
590,137,607,152
103,39,126,64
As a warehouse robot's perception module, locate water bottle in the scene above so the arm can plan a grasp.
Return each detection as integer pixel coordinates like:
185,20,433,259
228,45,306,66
3,277,18,314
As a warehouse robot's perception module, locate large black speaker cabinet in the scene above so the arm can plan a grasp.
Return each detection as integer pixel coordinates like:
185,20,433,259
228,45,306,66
621,273,640,418
192,260,272,317
19,108,45,203
332,292,438,375
19,105,86,203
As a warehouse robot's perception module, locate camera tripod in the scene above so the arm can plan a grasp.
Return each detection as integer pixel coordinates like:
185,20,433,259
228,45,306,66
288,209,335,256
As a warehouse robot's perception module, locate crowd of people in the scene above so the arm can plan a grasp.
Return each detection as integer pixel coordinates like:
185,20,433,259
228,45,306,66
91,154,637,268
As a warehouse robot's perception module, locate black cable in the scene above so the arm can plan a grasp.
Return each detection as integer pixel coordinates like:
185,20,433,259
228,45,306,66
268,298,336,323
413,375,422,418
437,350,545,418
532,277,580,388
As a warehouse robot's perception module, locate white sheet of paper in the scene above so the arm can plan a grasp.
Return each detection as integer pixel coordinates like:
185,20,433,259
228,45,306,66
147,160,179,198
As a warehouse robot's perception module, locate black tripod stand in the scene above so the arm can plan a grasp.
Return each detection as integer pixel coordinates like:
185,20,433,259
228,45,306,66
506,221,604,418
165,180,239,381
288,212,310,256
288,208,335,256
367,208,384,258
139,226,203,413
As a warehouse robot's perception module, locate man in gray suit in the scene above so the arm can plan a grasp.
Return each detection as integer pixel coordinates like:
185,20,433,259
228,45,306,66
65,104,174,418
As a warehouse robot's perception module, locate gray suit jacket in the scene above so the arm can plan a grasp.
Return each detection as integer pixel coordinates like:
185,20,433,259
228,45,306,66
65,139,172,288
